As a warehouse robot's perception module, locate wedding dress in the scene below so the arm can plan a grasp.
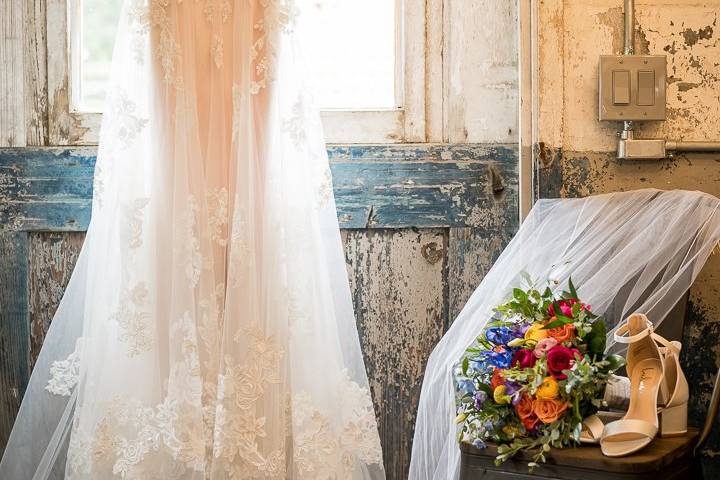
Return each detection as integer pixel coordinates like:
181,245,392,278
409,189,720,479
0,1,384,479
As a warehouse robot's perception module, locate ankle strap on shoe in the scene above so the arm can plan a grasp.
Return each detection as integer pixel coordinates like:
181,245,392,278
614,318,654,344
651,333,682,355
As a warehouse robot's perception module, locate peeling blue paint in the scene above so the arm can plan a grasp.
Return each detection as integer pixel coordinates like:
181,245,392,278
0,145,519,231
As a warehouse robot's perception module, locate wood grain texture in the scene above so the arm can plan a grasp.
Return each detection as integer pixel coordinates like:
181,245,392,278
0,0,26,147
344,229,447,480
0,232,29,454
46,0,100,145
0,148,95,231
0,145,519,231
23,0,49,146
27,231,84,367
447,227,515,324
460,429,700,479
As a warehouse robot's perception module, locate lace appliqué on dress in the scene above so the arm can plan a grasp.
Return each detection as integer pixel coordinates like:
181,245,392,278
207,188,229,247
181,197,203,288
46,341,83,396
251,0,300,94
105,91,148,151
112,283,153,356
126,198,151,250
212,328,285,477
292,372,384,478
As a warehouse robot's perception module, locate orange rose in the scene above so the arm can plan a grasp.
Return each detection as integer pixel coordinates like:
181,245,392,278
514,393,535,419
533,398,569,424
547,323,575,343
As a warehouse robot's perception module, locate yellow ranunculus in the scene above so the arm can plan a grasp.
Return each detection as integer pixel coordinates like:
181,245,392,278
493,385,512,404
507,337,526,348
536,376,560,399
524,323,549,342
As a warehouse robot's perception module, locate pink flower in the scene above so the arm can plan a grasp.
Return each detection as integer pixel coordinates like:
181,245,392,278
548,300,573,318
533,338,558,358
511,349,537,369
546,345,580,380
548,298,591,318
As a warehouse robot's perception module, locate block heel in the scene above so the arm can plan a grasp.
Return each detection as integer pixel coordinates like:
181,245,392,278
659,402,687,437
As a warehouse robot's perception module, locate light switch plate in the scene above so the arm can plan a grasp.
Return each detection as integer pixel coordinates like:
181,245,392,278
599,55,667,121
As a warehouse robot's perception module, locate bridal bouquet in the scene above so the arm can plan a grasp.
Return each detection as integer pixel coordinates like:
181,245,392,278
454,277,624,468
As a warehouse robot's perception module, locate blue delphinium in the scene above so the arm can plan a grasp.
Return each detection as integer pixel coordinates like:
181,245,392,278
457,378,476,396
480,348,513,369
484,327,516,345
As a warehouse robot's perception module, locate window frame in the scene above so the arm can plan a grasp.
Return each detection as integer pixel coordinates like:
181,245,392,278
47,0,435,145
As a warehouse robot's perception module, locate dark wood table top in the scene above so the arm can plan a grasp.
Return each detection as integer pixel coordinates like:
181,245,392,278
460,428,699,474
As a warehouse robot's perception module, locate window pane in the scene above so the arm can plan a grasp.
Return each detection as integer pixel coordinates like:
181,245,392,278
80,0,123,112
78,0,397,112
299,0,398,109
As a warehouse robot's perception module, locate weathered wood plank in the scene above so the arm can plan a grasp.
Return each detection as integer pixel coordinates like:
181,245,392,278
0,232,29,454
27,232,84,367
0,145,519,231
344,229,447,480
24,0,49,146
447,227,515,325
0,148,95,231
0,0,26,147
46,0,100,145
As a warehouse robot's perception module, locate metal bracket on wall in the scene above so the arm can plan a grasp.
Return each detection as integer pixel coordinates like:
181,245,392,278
601,0,720,160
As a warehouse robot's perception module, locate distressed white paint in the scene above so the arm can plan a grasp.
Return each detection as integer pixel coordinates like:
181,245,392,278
23,0,48,146
425,0,445,142
445,0,519,144
47,0,100,145
0,0,26,147
537,0,564,150
344,229,446,480
539,0,720,152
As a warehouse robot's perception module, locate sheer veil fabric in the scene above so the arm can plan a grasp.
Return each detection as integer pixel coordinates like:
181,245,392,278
409,189,720,480
0,1,384,479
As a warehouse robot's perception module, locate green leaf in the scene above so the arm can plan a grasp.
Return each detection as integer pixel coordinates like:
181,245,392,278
477,383,493,395
588,318,607,355
462,357,469,375
606,354,626,372
568,277,578,298
513,288,528,302
543,314,574,329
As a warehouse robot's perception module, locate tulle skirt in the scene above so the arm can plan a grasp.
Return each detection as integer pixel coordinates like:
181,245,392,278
0,1,384,479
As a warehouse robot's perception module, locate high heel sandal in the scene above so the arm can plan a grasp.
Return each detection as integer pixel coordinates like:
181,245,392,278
600,313,688,457
654,334,689,437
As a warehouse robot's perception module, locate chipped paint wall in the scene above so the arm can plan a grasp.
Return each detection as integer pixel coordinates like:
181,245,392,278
537,0,720,474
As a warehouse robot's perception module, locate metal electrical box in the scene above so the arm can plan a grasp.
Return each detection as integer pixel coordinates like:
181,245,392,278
599,55,667,121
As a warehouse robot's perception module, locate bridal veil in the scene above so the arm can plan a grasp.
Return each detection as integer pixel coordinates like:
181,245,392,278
409,189,720,479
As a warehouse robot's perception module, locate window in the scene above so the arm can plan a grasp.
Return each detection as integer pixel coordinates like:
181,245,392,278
75,0,123,112
50,0,430,144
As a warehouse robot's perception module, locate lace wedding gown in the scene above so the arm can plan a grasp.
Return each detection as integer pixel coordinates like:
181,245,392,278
0,1,384,479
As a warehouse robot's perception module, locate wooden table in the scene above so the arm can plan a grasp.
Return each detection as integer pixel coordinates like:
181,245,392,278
460,428,700,480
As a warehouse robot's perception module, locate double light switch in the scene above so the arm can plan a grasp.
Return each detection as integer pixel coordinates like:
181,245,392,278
599,55,666,121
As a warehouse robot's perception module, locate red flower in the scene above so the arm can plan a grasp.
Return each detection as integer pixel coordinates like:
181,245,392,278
546,345,580,380
490,369,505,390
548,298,591,318
511,349,537,369
520,413,540,431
